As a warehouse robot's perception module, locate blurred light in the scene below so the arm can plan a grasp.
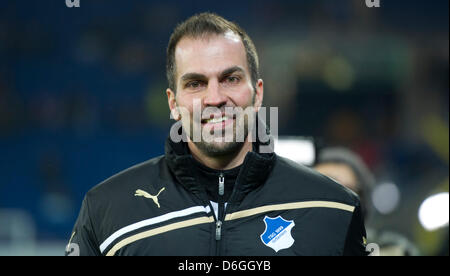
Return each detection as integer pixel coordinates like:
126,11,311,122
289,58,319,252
274,137,315,166
418,192,449,231
371,182,400,214
322,56,355,91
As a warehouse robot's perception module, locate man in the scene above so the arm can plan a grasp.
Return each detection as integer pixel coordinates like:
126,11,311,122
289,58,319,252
314,147,420,256
314,147,375,222
66,13,368,256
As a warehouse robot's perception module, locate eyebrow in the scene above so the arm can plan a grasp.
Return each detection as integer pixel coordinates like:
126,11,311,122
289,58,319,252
180,66,245,83
180,72,207,83
220,66,245,78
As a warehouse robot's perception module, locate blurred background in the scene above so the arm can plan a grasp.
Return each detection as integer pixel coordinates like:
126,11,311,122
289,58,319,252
0,0,448,255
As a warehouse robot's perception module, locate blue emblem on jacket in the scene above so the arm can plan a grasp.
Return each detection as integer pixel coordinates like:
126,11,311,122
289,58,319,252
260,216,295,252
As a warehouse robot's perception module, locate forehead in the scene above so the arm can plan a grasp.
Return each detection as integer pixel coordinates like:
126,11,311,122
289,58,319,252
174,33,248,78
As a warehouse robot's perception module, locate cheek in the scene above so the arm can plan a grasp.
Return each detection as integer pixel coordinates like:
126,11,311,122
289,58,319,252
176,94,194,114
230,88,256,108
176,95,202,126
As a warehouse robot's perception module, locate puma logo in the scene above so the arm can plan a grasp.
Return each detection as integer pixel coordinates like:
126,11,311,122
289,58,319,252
134,187,165,208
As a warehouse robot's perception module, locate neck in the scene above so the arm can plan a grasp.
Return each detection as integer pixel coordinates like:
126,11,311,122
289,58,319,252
187,139,253,170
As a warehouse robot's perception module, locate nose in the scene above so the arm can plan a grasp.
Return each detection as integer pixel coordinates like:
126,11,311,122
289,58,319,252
203,79,227,108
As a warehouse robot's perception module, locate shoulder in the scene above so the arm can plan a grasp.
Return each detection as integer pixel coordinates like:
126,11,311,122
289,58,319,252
85,155,165,202
76,155,167,249
268,155,360,206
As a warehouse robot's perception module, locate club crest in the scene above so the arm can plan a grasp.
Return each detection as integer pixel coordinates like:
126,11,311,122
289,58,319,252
260,216,295,252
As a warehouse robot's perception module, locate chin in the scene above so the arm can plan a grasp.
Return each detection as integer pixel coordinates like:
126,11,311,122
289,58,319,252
194,140,245,158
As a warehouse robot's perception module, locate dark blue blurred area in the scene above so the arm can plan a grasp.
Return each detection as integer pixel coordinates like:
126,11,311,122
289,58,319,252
0,0,448,255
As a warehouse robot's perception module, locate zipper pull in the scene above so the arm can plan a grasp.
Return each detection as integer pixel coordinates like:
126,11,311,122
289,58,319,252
215,220,222,241
218,173,224,196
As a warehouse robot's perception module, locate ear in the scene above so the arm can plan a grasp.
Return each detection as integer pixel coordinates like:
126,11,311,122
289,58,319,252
166,88,180,121
253,79,264,112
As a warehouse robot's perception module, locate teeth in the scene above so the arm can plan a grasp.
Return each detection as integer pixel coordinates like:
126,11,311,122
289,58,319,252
206,116,228,124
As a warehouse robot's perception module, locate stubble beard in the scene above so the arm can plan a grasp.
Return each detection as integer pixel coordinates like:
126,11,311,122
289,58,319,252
180,93,257,158
186,111,251,158
192,121,248,158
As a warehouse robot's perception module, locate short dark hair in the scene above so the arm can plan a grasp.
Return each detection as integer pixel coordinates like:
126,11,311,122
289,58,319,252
166,12,260,92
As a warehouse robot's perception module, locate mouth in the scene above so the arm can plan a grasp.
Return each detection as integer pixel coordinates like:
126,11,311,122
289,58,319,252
202,115,231,124
201,114,235,129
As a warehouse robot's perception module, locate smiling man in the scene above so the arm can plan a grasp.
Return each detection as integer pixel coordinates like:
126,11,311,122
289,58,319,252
167,26,263,169
66,13,368,256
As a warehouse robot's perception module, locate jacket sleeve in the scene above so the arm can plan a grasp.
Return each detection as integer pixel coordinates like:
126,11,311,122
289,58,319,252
343,203,369,256
65,195,101,256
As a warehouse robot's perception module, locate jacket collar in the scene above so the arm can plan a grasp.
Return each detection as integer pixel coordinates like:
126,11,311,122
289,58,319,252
164,116,276,204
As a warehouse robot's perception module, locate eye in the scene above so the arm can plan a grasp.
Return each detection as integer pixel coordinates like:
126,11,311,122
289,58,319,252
224,75,240,84
185,80,205,89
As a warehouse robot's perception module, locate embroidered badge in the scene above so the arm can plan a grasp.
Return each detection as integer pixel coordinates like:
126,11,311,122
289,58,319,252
260,216,295,252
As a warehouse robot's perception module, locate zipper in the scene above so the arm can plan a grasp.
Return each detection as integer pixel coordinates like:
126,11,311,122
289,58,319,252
215,173,225,255
218,173,225,196
215,220,222,241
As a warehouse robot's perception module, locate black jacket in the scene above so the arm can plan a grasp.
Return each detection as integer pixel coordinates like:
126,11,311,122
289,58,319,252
66,135,368,256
